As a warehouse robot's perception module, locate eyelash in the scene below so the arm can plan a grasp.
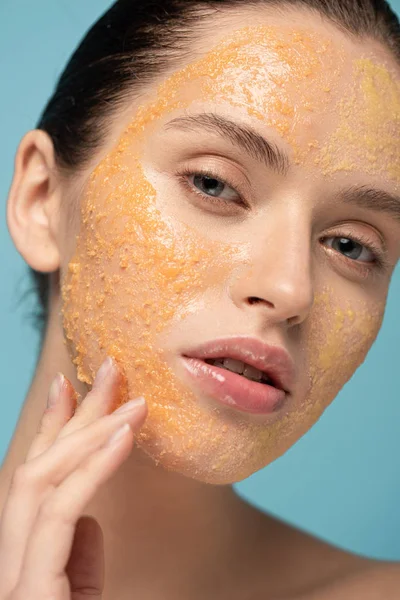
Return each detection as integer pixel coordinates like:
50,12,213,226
176,167,391,275
177,166,249,208
321,231,390,276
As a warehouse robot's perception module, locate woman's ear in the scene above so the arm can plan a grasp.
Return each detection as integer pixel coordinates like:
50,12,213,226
6,130,62,273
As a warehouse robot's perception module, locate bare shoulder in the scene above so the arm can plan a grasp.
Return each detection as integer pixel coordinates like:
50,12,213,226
252,512,400,600
303,561,400,599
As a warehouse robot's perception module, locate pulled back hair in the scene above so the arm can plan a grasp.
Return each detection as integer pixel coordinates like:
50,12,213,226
31,0,400,339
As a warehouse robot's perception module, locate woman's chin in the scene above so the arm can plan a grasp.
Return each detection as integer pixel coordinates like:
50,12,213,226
131,410,291,485
133,436,258,485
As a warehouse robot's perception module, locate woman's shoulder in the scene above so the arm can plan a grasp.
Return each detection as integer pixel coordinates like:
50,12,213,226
296,527,400,598
298,560,400,599
253,512,400,599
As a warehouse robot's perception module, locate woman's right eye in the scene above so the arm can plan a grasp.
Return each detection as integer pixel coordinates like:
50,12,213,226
191,174,240,203
178,169,247,208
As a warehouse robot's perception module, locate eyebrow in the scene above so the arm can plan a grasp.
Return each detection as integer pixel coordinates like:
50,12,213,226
340,186,400,224
164,112,290,175
164,112,400,223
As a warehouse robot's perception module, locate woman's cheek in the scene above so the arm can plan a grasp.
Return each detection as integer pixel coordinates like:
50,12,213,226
251,290,387,472
302,287,385,423
61,154,241,383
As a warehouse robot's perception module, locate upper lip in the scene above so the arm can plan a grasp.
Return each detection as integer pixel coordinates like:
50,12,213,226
182,336,296,393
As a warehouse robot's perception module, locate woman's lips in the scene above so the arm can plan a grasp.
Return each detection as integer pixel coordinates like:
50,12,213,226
181,357,286,415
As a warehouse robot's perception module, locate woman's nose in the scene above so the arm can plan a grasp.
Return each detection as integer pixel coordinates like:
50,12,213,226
228,221,314,327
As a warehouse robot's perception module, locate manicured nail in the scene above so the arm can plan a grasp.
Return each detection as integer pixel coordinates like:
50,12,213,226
114,397,146,415
107,423,131,447
93,357,114,389
47,373,65,408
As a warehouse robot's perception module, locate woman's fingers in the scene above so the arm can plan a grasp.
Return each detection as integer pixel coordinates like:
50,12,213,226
26,374,77,462
0,350,147,599
28,357,125,462
12,423,134,599
58,358,125,439
0,400,146,595
66,516,105,600
25,399,147,488
0,374,77,595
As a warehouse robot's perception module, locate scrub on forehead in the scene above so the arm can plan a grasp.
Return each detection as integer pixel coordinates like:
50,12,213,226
318,59,400,182
61,24,394,484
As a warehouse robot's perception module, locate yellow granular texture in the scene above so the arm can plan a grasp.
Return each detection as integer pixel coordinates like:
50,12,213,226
318,59,400,183
130,25,344,166
303,287,385,424
192,27,345,165
61,26,388,484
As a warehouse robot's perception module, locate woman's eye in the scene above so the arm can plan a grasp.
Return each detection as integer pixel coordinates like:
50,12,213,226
324,237,375,263
191,174,241,203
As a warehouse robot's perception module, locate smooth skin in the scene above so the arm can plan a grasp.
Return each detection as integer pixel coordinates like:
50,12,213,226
0,358,147,599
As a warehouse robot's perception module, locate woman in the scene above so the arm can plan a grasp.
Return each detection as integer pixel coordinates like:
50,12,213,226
0,0,399,597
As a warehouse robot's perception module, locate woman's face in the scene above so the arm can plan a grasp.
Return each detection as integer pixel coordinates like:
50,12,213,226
60,10,400,484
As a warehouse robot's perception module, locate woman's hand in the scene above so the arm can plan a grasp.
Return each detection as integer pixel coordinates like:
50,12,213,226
0,357,147,599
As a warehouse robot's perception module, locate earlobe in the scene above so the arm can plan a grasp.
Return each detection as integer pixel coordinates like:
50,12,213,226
6,129,62,273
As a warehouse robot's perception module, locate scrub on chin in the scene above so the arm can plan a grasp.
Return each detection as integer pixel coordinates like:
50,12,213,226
61,24,395,484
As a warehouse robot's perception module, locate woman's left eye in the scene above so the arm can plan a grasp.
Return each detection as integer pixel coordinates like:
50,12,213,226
190,174,241,203
323,236,376,263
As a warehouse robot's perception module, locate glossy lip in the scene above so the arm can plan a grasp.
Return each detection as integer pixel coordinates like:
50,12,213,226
181,336,296,394
181,356,287,415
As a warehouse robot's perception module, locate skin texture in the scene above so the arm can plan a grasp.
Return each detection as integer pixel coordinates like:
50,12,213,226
2,7,400,599
60,21,397,484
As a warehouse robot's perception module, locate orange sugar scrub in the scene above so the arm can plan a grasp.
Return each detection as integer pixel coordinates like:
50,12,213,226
131,25,346,165
61,24,390,483
318,59,400,183
123,23,398,177
304,287,385,423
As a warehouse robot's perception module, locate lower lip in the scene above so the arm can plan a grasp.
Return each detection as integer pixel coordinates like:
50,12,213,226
181,357,286,415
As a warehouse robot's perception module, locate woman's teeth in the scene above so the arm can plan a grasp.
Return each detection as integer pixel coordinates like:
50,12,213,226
205,358,273,385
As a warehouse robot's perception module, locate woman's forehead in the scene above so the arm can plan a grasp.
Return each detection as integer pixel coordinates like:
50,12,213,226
114,23,399,192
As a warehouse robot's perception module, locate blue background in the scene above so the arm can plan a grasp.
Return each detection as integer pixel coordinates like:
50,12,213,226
1,0,399,560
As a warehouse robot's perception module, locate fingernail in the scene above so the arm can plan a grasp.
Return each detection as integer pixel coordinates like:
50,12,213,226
114,397,146,415
107,423,131,447
47,373,65,408
93,357,114,389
